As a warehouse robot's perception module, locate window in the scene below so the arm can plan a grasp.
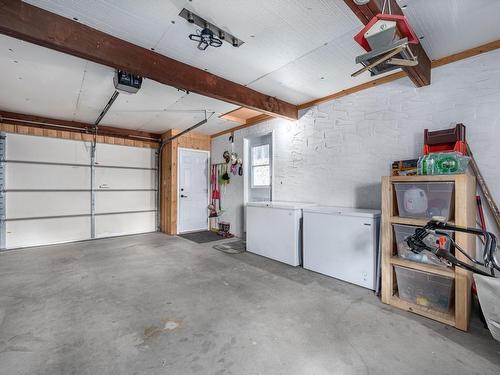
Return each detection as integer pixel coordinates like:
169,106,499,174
251,144,270,187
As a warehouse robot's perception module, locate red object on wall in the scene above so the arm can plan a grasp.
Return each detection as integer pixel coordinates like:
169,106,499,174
423,124,468,155
354,13,419,52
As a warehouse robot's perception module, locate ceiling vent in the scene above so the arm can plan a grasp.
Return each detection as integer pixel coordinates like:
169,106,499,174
179,8,244,50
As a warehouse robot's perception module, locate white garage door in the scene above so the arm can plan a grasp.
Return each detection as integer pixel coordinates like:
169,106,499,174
1,133,158,249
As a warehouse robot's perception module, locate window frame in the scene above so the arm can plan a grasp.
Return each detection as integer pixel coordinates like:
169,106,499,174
250,143,271,188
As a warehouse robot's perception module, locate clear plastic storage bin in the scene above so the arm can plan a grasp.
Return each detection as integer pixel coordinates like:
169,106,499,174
394,224,420,250
394,265,454,313
394,182,454,220
393,224,452,268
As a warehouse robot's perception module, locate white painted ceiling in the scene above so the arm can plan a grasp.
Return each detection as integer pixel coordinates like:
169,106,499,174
0,34,239,134
397,0,500,60
2,0,500,135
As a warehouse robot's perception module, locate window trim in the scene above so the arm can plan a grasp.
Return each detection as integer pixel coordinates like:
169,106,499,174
250,144,271,188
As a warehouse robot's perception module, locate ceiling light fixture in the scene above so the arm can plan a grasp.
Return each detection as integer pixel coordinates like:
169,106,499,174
189,28,222,51
179,8,244,50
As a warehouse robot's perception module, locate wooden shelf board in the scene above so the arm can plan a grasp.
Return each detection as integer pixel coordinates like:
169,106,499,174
381,174,475,331
390,216,455,226
389,296,456,327
390,257,455,278
389,175,465,182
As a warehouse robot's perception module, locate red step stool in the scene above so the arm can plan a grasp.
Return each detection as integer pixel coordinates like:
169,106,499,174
423,123,467,155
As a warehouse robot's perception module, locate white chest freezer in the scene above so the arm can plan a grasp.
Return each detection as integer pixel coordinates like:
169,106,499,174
246,201,315,266
303,206,380,290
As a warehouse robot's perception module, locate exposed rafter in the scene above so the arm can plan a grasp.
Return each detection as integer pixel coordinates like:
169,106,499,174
0,110,161,142
211,113,272,139
0,0,298,120
343,0,431,87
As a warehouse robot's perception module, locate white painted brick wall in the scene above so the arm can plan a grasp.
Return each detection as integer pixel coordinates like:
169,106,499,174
212,49,500,239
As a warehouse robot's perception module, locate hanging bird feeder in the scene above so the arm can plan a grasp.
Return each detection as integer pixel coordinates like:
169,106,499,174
351,0,420,77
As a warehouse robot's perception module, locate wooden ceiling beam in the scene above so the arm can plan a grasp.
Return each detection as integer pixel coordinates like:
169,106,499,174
343,0,431,87
0,110,161,141
211,113,273,139
343,0,380,24
0,0,298,121
298,71,406,110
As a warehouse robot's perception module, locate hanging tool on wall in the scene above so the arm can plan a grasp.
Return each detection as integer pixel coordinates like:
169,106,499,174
351,0,419,77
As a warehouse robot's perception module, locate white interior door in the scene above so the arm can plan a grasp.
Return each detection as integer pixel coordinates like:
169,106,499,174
178,148,209,233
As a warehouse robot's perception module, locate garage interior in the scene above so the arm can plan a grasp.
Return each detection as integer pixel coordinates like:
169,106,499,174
1,1,500,374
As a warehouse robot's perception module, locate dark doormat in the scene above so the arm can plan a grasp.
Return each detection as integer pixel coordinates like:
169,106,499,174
179,231,223,244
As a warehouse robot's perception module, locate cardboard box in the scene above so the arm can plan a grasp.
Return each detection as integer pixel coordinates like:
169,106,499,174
392,159,418,176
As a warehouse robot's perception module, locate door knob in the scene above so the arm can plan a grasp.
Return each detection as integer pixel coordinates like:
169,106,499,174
181,194,188,198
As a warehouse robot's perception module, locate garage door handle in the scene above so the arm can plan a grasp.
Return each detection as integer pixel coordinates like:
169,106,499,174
180,194,188,198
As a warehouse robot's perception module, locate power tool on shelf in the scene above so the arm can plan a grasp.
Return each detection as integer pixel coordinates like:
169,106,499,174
406,219,500,341
406,219,498,277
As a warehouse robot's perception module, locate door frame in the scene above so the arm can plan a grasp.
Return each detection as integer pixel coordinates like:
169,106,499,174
176,147,210,234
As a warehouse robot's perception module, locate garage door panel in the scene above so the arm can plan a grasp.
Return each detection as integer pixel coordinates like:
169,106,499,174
96,212,156,238
6,133,90,164
95,168,156,190
6,164,90,190
6,191,90,219
6,217,91,249
95,143,156,168
2,133,158,250
95,191,156,213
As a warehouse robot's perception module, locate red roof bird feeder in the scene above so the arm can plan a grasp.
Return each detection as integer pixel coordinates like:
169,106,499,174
351,4,421,78
354,13,419,52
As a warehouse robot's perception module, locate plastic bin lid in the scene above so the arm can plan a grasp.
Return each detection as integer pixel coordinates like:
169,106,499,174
246,201,316,210
302,206,381,218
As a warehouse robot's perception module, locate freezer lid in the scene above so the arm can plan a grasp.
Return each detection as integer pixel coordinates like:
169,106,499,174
246,201,316,210
302,206,381,218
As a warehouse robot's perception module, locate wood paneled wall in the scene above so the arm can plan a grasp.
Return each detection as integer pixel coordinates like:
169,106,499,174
160,129,211,235
0,122,158,148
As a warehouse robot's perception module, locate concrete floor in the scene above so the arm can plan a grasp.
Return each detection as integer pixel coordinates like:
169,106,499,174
0,233,499,375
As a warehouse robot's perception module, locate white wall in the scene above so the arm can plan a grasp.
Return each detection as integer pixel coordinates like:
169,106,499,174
212,49,500,239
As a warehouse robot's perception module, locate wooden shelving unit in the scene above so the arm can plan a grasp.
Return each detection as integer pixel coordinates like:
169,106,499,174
381,174,476,331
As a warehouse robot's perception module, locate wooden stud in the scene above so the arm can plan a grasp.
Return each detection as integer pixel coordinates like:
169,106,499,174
297,71,407,110
432,39,500,69
381,176,394,304
211,114,274,139
0,121,157,148
453,174,475,331
0,110,161,141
